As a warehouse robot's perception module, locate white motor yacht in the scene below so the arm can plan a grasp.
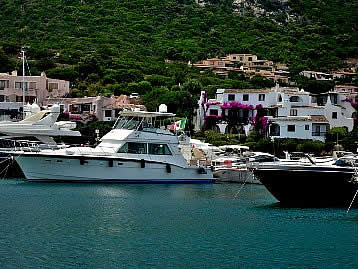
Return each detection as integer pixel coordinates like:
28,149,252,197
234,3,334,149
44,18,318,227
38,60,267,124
11,111,214,183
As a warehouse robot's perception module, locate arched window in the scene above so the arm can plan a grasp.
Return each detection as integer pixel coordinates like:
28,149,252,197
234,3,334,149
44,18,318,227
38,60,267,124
269,124,280,136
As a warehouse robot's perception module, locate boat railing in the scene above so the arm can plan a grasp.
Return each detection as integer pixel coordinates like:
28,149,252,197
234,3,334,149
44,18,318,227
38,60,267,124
0,138,62,153
65,146,114,157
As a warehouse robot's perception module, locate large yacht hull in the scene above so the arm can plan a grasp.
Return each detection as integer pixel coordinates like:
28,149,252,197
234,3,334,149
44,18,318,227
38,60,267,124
254,164,358,207
15,154,214,183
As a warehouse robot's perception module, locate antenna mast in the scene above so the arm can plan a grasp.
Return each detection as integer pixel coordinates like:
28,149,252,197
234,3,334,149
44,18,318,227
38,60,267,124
21,48,25,118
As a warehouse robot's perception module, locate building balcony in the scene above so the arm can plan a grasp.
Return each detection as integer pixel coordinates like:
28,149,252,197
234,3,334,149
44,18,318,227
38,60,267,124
223,116,250,124
312,132,327,136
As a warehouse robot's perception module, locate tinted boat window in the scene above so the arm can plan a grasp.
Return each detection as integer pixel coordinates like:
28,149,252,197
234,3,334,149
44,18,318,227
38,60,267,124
118,142,147,154
148,144,172,155
334,159,353,167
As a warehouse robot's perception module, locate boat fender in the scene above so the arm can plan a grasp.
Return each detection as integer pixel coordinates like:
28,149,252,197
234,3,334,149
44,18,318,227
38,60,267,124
141,159,145,168
108,160,113,167
166,163,171,173
197,167,207,174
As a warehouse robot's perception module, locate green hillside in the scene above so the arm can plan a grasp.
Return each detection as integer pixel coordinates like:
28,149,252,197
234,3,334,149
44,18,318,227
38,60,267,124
0,0,357,103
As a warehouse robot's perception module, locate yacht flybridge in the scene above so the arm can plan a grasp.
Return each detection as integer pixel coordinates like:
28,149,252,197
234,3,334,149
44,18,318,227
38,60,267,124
11,111,214,183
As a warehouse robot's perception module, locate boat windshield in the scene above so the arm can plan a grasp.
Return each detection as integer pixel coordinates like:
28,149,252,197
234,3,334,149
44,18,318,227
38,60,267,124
113,116,164,132
114,116,142,130
334,157,358,167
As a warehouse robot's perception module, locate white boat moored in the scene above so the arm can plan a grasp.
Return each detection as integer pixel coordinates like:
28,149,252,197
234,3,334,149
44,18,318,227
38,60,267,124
12,111,214,183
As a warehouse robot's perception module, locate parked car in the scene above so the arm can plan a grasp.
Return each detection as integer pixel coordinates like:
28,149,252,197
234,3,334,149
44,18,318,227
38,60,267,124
130,93,140,99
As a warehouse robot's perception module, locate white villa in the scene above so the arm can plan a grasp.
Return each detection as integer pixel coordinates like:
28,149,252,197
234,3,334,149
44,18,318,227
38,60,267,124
196,85,355,142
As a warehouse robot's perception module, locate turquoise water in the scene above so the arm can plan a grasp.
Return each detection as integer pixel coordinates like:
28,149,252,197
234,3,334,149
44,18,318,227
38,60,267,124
0,179,357,268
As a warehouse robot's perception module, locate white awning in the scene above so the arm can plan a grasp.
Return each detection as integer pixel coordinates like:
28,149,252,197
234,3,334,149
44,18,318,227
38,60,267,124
119,111,175,118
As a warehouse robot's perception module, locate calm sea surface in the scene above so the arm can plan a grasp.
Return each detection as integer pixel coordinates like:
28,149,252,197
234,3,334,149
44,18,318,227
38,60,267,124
0,179,357,268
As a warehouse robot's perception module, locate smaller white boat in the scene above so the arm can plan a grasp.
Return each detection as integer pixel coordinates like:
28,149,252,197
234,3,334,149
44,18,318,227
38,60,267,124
213,165,260,184
0,104,81,178
212,151,275,184
0,104,80,145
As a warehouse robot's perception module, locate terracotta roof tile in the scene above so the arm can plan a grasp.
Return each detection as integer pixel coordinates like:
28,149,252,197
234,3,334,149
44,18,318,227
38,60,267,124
224,88,272,93
282,91,308,95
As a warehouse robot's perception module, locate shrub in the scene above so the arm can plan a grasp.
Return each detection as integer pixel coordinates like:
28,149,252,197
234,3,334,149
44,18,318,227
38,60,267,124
297,140,325,154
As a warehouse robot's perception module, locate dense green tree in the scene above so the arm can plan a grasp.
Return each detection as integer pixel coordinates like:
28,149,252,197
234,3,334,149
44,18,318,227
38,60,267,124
302,79,335,94
77,55,102,80
250,76,276,89
141,87,169,112
182,78,203,95
46,66,79,82
145,75,174,87
0,48,15,73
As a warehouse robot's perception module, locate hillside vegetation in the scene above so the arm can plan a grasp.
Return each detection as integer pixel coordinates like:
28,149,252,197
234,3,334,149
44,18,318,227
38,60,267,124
0,0,357,110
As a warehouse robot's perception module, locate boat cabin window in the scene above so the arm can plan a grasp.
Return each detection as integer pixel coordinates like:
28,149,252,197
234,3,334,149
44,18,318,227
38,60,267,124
118,142,147,154
148,143,172,155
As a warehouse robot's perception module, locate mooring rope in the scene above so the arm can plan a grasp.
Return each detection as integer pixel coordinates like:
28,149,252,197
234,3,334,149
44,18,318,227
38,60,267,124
0,149,26,179
0,157,11,165
346,161,358,214
234,168,253,198
347,189,358,214
0,157,14,179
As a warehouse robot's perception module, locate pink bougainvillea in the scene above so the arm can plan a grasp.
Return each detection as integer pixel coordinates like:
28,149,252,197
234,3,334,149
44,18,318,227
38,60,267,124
206,101,221,107
220,101,254,110
343,95,358,109
261,116,270,132
351,101,358,109
204,115,222,120
69,115,82,120
250,104,271,136
202,92,207,100
251,115,271,133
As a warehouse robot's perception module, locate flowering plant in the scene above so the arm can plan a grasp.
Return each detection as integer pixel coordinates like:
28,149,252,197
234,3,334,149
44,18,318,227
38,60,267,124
204,115,222,120
220,101,254,110
206,101,221,107
251,115,270,133
69,115,83,120
343,95,358,109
